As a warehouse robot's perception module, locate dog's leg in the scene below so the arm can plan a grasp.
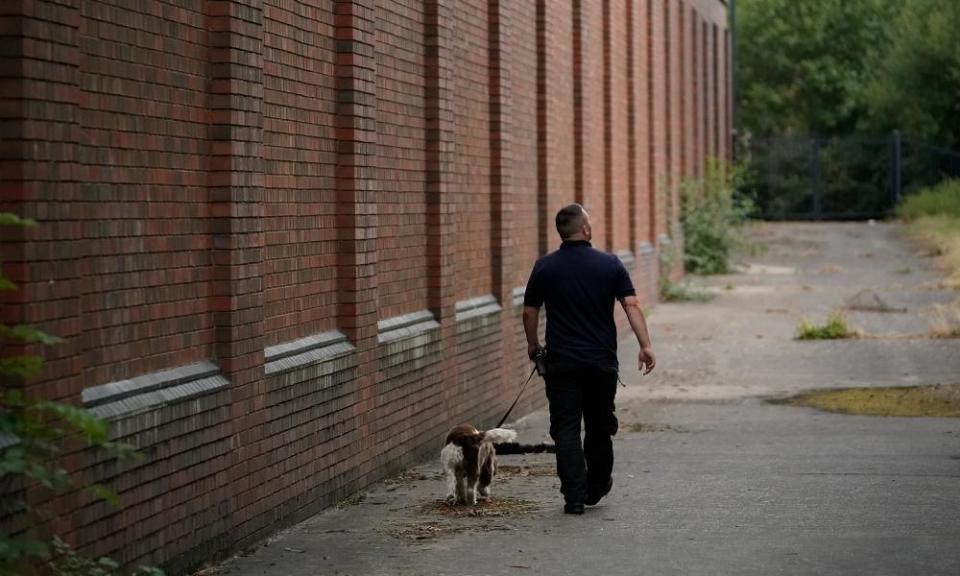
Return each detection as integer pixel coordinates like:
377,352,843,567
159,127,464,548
465,467,479,505
442,443,468,504
478,453,495,499
454,470,467,504
444,467,457,503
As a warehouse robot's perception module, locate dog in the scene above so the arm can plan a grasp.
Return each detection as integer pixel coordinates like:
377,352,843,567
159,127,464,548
441,424,517,505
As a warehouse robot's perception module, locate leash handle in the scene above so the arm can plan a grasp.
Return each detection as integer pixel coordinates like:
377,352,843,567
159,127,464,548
496,365,539,429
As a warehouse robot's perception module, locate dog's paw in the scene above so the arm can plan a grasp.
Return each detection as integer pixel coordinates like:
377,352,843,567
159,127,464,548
445,494,457,505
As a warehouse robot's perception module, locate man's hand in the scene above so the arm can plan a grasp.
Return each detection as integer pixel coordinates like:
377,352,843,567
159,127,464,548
523,305,542,362
528,342,541,361
639,347,656,374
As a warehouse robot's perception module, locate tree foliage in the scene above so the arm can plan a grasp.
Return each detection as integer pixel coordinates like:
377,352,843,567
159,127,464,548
864,0,960,147
736,0,894,137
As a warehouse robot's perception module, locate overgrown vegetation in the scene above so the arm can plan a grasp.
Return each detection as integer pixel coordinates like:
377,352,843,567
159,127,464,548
795,311,856,340
0,214,159,576
898,179,960,220
898,179,960,289
679,160,754,275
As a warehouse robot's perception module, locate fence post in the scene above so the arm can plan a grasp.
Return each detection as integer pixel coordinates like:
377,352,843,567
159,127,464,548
893,130,903,205
810,137,822,220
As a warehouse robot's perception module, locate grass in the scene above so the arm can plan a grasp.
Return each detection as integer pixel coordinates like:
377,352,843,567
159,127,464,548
795,311,855,340
899,180,960,289
781,384,960,418
930,300,960,338
660,280,714,303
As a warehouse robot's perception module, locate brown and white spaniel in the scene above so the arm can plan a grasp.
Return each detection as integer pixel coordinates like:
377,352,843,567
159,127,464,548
441,424,517,505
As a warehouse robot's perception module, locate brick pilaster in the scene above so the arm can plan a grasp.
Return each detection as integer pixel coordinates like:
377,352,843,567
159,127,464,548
205,0,266,537
602,0,613,252
425,0,458,424
0,0,82,402
333,0,379,468
489,0,518,417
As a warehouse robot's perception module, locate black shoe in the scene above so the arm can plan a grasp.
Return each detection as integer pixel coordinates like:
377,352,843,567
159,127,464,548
564,502,585,515
585,478,613,506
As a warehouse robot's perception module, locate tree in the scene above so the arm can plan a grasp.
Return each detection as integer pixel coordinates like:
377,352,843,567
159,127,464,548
736,0,894,137
864,0,960,147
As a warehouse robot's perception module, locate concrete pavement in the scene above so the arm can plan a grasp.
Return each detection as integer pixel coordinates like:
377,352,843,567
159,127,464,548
214,222,960,576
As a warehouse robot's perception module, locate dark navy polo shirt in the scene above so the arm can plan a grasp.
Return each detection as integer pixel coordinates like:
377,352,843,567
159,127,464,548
523,240,636,372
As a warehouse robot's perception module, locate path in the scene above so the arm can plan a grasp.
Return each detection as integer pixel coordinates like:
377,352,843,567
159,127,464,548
216,222,960,576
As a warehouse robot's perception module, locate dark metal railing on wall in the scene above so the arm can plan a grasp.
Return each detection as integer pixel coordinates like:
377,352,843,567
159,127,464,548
740,132,960,220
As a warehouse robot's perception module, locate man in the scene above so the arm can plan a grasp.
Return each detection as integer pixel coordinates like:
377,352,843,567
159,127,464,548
522,203,656,515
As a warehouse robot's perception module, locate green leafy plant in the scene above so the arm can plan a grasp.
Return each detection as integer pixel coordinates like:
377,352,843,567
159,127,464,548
0,213,158,576
795,311,855,340
680,160,755,275
659,280,714,303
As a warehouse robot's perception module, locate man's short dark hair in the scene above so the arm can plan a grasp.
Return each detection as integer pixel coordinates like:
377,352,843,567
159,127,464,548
556,204,586,240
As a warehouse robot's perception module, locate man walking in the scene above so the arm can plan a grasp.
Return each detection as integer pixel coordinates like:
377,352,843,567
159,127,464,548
522,204,656,514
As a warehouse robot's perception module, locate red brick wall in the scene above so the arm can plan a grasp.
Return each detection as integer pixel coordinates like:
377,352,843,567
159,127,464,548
608,0,631,254
452,0,492,302
80,0,215,386
375,0,428,319
577,0,607,250
262,0,340,345
0,0,732,571
539,0,577,254
507,1,539,289
633,0,651,247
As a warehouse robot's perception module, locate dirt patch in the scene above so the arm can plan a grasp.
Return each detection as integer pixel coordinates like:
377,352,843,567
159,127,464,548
845,289,907,313
383,469,442,485
779,384,960,417
383,497,540,541
336,492,366,508
419,496,540,519
497,464,555,478
383,520,468,541
625,422,687,433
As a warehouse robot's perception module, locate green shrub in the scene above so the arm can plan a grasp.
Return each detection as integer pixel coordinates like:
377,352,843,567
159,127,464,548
897,179,960,220
795,312,854,340
680,159,755,275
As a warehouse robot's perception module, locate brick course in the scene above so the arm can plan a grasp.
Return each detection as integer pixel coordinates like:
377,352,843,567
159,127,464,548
0,0,731,571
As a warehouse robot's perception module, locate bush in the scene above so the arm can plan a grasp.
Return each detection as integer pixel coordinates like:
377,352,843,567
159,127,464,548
897,179,960,220
680,159,755,275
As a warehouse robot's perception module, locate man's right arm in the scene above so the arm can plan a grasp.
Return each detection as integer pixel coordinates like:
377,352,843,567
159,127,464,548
522,305,541,360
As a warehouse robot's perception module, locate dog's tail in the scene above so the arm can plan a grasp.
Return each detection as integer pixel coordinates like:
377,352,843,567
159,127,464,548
483,428,518,444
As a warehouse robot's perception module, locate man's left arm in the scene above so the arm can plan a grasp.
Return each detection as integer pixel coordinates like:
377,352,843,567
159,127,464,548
619,295,656,374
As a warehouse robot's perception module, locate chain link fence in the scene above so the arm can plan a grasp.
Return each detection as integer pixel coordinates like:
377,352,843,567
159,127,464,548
740,133,960,220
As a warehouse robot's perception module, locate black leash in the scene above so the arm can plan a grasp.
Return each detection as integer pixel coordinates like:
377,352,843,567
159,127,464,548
497,365,539,428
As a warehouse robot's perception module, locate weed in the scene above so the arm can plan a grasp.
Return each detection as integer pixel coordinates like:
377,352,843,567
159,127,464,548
795,311,855,340
660,280,714,303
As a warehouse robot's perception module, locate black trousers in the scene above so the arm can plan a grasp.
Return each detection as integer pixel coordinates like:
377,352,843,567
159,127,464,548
544,366,618,504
